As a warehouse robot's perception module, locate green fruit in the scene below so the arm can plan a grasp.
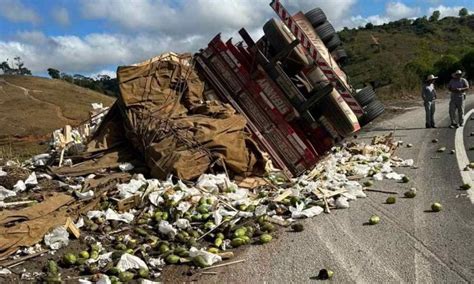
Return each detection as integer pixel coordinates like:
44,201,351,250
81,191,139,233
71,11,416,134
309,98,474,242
197,205,209,214
135,227,149,236
125,248,134,254
238,204,248,211
63,253,77,265
431,202,442,212
214,238,223,247
191,214,203,222
79,251,89,259
165,254,180,264
369,215,380,225
161,212,169,220
291,223,304,232
47,260,58,274
115,243,127,251
386,196,396,204
246,205,256,212
204,221,215,230
261,222,275,232
432,139,438,143
118,271,134,282
90,250,99,260
231,238,246,247
138,268,149,278
154,211,163,222
216,233,225,239
201,213,211,220
241,235,251,244
234,227,247,238
363,181,373,187
207,247,219,254
460,183,471,190
404,190,416,198
260,234,272,244
159,243,170,254
402,176,410,183
193,255,210,268
257,215,267,225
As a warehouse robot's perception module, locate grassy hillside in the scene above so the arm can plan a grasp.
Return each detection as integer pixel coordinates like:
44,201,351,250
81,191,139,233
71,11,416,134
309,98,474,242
0,75,115,158
339,15,474,100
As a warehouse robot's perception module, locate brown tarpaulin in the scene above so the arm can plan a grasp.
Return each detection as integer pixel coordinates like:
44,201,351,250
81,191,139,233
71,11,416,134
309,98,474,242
54,53,264,180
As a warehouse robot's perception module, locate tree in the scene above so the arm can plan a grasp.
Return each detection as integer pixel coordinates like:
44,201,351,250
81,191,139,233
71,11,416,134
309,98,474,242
61,72,74,83
461,50,474,80
434,55,463,84
365,22,374,29
0,61,12,74
459,8,469,17
12,57,31,75
429,10,440,22
47,68,60,79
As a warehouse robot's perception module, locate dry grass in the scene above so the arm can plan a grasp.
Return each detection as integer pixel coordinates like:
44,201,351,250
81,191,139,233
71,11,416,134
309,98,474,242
0,75,115,159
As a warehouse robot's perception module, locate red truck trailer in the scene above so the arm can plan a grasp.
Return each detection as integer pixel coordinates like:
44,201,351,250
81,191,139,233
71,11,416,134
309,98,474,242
195,0,384,177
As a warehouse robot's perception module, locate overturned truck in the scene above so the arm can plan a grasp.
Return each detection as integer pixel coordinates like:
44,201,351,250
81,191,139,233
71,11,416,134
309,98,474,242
56,1,384,182
195,1,384,177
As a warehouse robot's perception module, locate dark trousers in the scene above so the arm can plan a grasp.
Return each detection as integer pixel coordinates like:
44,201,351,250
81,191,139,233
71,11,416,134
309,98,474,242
424,100,435,127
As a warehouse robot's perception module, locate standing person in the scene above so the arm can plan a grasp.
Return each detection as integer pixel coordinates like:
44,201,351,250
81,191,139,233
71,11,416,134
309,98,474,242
422,74,438,128
448,70,470,128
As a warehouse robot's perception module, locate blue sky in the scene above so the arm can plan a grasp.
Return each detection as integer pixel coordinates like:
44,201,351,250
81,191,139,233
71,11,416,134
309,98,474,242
1,0,473,77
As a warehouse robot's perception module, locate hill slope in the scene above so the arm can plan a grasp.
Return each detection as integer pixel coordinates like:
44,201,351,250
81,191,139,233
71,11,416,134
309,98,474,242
339,15,474,99
0,75,115,158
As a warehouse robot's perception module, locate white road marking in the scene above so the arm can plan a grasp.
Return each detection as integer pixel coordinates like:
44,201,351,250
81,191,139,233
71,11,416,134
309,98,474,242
454,108,474,203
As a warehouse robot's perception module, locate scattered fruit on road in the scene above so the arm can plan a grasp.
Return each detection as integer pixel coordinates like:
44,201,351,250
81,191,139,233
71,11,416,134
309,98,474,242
402,176,410,183
291,223,304,232
460,183,471,190
386,196,396,204
431,202,442,212
404,188,417,198
62,253,76,265
369,215,380,225
317,269,334,280
363,180,374,187
450,149,455,154
260,234,273,244
407,143,413,148
432,139,438,143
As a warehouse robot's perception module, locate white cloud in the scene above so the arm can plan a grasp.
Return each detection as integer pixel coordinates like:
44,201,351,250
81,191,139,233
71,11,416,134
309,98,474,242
386,2,421,19
0,31,206,75
427,5,470,18
0,0,41,24
52,7,70,26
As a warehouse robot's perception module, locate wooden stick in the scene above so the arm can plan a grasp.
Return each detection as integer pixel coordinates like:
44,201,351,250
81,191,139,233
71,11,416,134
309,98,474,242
197,220,229,241
0,250,48,267
202,259,246,270
0,200,36,208
201,272,218,275
364,188,398,194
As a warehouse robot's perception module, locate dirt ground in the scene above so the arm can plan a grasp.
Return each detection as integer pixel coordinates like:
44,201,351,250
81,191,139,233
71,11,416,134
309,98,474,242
0,75,114,160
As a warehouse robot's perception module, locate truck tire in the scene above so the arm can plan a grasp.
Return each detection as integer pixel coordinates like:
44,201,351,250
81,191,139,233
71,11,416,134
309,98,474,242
315,21,336,43
360,99,384,126
263,19,309,72
332,48,348,65
355,86,376,106
305,8,327,27
326,34,341,52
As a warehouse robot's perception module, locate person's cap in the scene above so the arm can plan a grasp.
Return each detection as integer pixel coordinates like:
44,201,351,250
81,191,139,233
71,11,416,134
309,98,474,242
426,74,438,81
453,70,463,76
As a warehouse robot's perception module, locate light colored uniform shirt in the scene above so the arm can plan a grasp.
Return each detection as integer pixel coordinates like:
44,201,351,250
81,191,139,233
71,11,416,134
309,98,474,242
422,83,436,101
448,78,469,99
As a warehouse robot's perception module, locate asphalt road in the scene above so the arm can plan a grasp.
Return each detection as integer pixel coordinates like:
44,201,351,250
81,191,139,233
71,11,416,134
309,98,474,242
163,96,474,283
